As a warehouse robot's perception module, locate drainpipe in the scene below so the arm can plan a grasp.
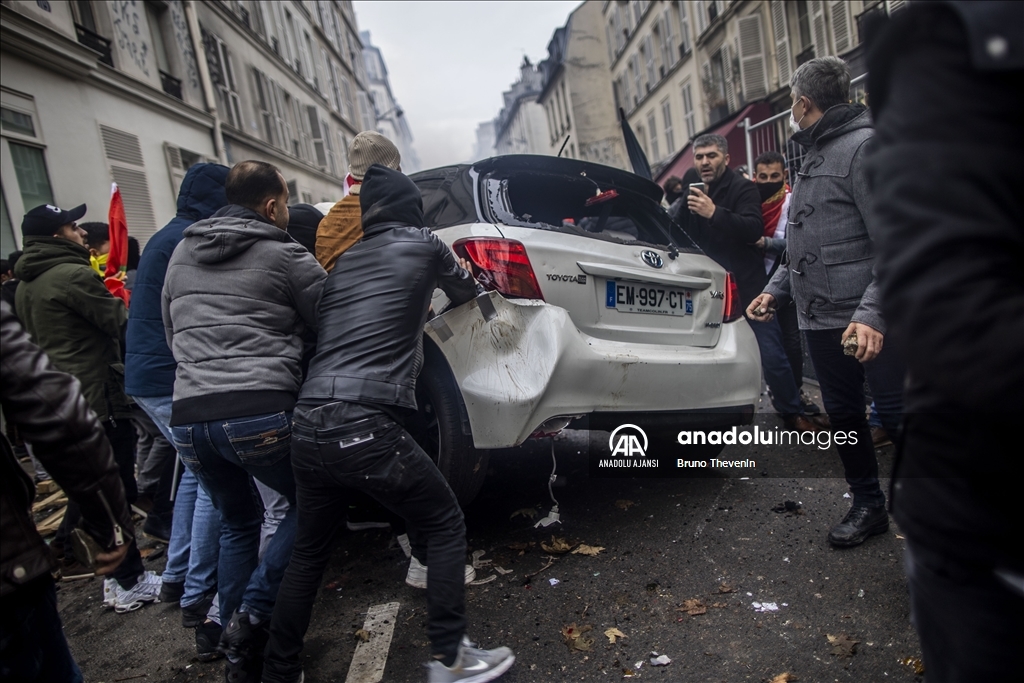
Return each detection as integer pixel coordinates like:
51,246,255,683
184,0,227,164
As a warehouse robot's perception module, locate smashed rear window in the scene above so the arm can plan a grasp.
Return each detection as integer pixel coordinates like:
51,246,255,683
482,171,699,253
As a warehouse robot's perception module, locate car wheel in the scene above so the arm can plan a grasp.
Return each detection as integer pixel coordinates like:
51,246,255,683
411,361,490,507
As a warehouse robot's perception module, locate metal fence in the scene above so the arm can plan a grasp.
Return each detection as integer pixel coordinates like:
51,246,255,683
742,73,867,178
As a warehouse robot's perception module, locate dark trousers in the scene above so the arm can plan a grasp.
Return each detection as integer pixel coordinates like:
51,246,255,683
0,575,83,683
263,414,466,683
804,328,904,507
56,420,144,588
777,301,803,390
905,539,1024,682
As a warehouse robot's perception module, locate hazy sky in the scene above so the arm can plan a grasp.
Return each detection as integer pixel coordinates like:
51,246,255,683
353,1,581,170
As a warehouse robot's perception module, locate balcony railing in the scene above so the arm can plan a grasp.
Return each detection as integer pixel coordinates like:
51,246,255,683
160,71,183,100
75,23,113,67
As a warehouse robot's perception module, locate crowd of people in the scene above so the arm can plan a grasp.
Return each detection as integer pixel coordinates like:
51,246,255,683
0,3,1020,682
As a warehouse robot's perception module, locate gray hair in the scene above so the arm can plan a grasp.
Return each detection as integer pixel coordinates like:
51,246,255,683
791,56,850,111
693,133,728,154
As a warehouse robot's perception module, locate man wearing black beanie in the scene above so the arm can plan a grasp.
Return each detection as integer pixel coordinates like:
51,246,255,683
264,165,515,683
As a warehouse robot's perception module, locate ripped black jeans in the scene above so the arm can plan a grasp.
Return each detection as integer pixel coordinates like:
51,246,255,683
263,405,467,683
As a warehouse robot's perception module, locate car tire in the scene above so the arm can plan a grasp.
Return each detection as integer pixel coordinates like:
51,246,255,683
412,360,490,507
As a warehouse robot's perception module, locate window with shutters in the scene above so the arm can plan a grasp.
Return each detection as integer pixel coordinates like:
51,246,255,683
694,1,708,36
294,99,312,161
338,131,349,174
163,142,204,200
647,111,659,160
284,9,301,75
1,92,54,249
738,14,768,102
642,38,656,92
561,81,571,130
661,99,675,154
886,0,907,14
771,1,792,88
341,75,355,124
325,52,341,114
307,106,329,169
357,91,374,131
682,81,696,139
629,56,642,107
304,31,321,91
677,1,692,56
636,123,647,157
252,69,276,146
795,0,813,54
286,179,298,204
621,73,632,113
273,84,294,155
810,1,830,58
631,1,644,27
98,125,157,241
203,31,243,130
829,1,853,54
662,9,677,67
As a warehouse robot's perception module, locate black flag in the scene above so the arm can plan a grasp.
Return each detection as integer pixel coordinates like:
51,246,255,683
620,107,652,180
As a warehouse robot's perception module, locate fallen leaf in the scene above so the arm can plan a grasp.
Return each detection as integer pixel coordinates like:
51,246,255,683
507,541,534,551
561,623,594,651
900,657,925,675
510,507,538,520
826,633,859,659
716,582,737,593
711,602,729,608
614,499,636,511
572,544,605,556
541,536,575,554
676,599,707,616
604,627,627,644
770,674,798,683
354,629,370,642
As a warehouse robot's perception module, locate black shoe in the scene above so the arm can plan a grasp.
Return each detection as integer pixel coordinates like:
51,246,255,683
220,610,269,683
800,390,822,416
181,591,216,628
828,506,889,548
158,579,184,604
195,620,224,662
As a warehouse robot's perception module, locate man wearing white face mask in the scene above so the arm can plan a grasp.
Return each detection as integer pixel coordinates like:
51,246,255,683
747,56,905,549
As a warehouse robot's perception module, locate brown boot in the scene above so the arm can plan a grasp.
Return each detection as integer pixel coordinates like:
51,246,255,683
781,415,821,432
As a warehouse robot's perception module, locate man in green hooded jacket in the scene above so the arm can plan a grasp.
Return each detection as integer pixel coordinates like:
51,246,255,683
13,203,161,612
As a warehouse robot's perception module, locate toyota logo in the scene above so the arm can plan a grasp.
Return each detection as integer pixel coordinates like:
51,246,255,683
641,250,663,269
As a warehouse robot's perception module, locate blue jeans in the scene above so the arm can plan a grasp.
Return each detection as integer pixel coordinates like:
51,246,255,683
133,395,221,608
803,328,904,507
172,412,298,622
0,576,82,683
746,315,803,415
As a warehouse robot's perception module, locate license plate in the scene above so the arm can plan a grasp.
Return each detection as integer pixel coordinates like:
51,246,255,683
606,281,693,315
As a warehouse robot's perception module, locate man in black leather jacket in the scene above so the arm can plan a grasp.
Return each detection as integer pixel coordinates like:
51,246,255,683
264,165,515,683
0,301,133,681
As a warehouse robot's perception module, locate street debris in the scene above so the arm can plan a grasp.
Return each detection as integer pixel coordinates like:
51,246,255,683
717,582,737,593
494,566,513,575
771,501,803,515
843,492,851,498
561,623,594,652
572,544,605,556
549,578,560,586
604,627,627,644
649,652,671,666
857,589,865,598
471,550,492,569
510,507,538,520
354,628,370,642
769,673,798,683
677,599,707,615
522,555,557,584
827,633,859,659
508,541,536,554
541,536,575,554
752,601,780,613
711,602,729,608
900,656,925,675
469,574,497,586
614,499,636,511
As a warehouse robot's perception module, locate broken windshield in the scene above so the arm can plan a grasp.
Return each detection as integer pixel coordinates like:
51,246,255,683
482,172,701,253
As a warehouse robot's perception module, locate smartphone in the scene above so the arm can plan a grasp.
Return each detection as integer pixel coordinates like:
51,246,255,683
688,183,707,214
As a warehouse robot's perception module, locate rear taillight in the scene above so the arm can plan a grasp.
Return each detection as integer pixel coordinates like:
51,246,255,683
452,238,544,300
723,272,742,323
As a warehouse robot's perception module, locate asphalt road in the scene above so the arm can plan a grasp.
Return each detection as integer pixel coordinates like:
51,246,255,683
59,388,925,683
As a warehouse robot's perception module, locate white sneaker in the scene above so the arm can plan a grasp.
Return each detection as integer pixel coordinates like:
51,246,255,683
107,571,162,613
426,639,515,683
102,577,117,607
405,557,476,589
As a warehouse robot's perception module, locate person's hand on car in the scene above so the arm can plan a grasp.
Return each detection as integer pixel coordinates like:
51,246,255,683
746,293,776,322
687,187,716,219
457,257,474,274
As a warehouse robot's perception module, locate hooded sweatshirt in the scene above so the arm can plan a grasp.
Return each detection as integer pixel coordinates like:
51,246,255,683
125,163,229,397
162,205,327,425
298,165,478,410
14,237,130,422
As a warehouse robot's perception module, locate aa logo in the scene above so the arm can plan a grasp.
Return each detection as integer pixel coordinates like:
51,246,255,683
609,424,648,457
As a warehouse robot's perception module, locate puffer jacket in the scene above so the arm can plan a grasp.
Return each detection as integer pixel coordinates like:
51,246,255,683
13,237,130,422
299,165,478,410
162,205,327,426
1,302,133,598
125,163,229,398
763,104,885,332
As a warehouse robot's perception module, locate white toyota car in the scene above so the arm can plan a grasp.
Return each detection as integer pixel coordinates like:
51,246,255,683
363,155,760,504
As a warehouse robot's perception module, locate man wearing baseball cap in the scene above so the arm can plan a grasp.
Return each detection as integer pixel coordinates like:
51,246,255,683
14,203,161,612
315,131,401,272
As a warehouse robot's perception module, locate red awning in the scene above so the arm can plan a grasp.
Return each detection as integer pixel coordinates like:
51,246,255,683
655,101,772,186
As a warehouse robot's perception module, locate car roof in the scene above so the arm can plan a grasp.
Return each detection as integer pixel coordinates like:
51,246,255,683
410,155,666,229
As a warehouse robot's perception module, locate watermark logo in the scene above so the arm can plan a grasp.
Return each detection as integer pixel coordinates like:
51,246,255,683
609,424,648,458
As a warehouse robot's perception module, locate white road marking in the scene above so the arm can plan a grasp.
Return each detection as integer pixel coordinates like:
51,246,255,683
344,601,401,683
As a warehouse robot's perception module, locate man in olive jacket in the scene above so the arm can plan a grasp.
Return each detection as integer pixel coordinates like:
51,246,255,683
13,203,160,611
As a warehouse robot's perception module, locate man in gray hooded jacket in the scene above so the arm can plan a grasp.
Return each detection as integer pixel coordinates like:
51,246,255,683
747,57,904,548
162,160,326,682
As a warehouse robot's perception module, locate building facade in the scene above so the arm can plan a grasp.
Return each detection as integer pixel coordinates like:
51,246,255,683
360,30,420,173
493,58,548,156
1,0,375,255
537,0,627,169
472,120,495,161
